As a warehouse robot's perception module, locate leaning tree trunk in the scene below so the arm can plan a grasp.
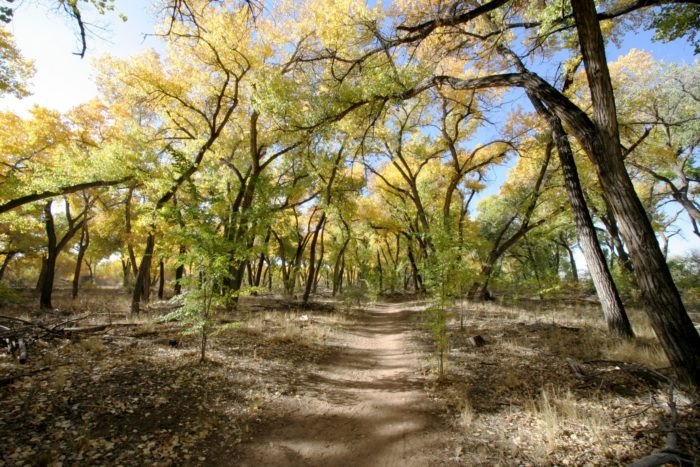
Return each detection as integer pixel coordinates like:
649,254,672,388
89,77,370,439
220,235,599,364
571,0,700,384
131,233,155,315
530,94,634,338
72,223,90,299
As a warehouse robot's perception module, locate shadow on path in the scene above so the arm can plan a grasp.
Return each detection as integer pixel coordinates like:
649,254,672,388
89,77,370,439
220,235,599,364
234,302,457,467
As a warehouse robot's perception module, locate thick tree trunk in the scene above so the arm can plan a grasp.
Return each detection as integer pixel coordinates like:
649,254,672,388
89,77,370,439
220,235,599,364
131,233,155,315
572,0,700,383
531,94,634,338
71,223,90,299
38,200,86,310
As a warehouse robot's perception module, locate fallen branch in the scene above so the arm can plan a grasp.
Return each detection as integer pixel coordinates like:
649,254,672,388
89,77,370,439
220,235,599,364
102,335,179,347
628,385,694,467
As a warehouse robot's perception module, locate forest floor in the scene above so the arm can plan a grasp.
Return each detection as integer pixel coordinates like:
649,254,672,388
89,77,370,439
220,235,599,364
0,289,698,466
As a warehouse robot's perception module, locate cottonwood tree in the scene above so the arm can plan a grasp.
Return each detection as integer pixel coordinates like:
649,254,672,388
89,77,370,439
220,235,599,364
98,3,252,314
289,0,700,383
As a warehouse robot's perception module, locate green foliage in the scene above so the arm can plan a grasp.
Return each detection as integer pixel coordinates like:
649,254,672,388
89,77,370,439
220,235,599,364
423,301,452,378
161,225,233,362
0,26,35,98
668,250,700,310
0,283,24,306
646,5,700,54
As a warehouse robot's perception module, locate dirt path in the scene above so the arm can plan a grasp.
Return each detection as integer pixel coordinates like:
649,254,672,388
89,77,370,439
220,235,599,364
235,302,458,466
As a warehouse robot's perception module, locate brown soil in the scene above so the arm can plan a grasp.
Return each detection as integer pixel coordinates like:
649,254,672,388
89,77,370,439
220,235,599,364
1,290,698,466
234,302,458,466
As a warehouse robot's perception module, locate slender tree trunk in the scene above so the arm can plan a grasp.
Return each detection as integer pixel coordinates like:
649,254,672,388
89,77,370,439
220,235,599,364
406,242,423,293
131,233,155,315
332,238,349,296
174,245,186,295
121,258,131,288
572,0,699,383
39,202,57,310
158,258,165,300
303,213,326,304
72,223,90,299
377,250,383,294
125,187,139,279
313,223,325,294
0,252,16,282
559,236,579,283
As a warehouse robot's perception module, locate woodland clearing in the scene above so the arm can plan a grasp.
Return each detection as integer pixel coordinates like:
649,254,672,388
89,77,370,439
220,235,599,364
0,289,698,466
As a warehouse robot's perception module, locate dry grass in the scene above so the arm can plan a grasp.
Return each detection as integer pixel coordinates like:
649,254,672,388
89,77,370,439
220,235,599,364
458,395,476,430
437,299,698,466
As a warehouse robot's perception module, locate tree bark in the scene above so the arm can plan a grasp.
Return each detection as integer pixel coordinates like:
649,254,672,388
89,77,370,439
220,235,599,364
39,203,56,310
303,213,326,304
71,223,90,299
125,186,139,279
530,94,634,338
39,200,87,310
558,234,578,283
332,238,349,296
571,0,699,383
131,233,155,315
158,258,165,300
174,245,186,295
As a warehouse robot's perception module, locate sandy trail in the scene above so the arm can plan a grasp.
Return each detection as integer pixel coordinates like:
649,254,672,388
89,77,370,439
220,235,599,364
236,302,457,466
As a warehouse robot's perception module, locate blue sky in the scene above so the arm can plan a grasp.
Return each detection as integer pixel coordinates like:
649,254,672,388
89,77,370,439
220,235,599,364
1,1,698,260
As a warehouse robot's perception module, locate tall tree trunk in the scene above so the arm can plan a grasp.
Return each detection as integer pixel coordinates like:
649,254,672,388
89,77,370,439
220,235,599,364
125,187,139,279
131,233,155,315
332,239,349,296
39,200,86,310
377,249,383,294
313,223,325,294
571,0,699,382
0,252,16,282
158,258,165,300
121,258,131,288
174,245,186,295
558,234,579,283
406,241,423,293
531,94,633,337
72,223,90,299
39,202,57,310
303,213,326,304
